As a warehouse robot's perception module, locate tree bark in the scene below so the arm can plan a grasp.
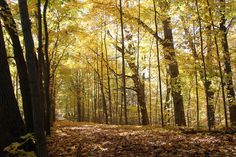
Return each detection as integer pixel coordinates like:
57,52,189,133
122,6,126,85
153,0,164,126
37,0,47,135
206,0,228,128
119,0,128,124
162,18,186,126
195,0,214,130
115,45,149,125
43,0,51,135
18,0,48,156
0,0,33,132
0,21,25,153
122,7,186,126
219,0,236,128
104,26,113,124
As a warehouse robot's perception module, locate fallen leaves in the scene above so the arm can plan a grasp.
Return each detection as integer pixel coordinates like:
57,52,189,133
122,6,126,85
47,121,236,157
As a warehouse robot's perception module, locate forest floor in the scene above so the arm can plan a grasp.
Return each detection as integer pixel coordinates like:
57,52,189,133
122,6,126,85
47,121,236,157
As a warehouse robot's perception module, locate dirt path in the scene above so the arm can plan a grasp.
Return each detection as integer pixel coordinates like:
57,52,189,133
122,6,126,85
47,121,236,157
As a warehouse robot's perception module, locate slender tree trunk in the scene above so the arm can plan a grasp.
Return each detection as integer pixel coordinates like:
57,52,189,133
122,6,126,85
165,71,171,125
93,72,97,122
50,73,56,123
206,0,228,128
153,0,164,126
0,0,33,132
43,0,51,135
18,0,48,156
81,84,85,121
0,21,26,153
155,79,159,124
219,0,236,128
104,25,113,124
148,41,152,124
96,50,101,123
100,28,108,124
115,26,119,124
37,0,46,135
76,73,82,122
119,0,128,124
192,21,200,129
195,0,214,131
187,87,192,127
137,0,141,125
181,17,200,129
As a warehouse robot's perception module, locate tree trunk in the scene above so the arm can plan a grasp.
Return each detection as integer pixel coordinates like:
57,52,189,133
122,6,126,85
77,82,82,122
206,0,228,128
162,18,186,126
43,0,51,135
0,0,33,132
37,0,46,136
122,4,186,126
219,0,236,128
100,26,108,124
135,76,149,125
165,71,171,125
119,0,128,124
0,21,26,153
104,27,113,124
153,0,164,126
18,0,48,156
195,0,214,130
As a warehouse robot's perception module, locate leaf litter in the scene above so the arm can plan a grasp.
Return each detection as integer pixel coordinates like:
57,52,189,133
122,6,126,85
47,121,236,157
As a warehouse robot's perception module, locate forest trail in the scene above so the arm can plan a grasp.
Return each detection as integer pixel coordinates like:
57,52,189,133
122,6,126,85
48,121,236,157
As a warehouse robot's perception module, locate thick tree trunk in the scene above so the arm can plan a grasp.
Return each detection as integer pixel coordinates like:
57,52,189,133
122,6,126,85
0,0,33,132
121,4,185,126
162,19,186,126
219,0,236,128
205,25,216,128
135,76,149,125
18,0,48,156
115,44,149,125
0,21,25,153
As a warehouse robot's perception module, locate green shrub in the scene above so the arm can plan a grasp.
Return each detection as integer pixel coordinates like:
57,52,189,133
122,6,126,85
4,133,36,157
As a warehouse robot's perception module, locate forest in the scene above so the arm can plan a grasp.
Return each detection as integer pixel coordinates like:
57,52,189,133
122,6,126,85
0,0,236,156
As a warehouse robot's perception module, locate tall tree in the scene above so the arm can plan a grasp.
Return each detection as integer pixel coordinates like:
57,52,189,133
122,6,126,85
37,0,47,133
43,0,51,135
104,23,113,124
122,2,186,126
0,0,33,132
219,0,236,128
0,21,25,154
119,0,128,124
206,0,228,128
100,23,108,124
195,0,214,130
18,0,48,156
153,0,164,126
159,1,186,126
